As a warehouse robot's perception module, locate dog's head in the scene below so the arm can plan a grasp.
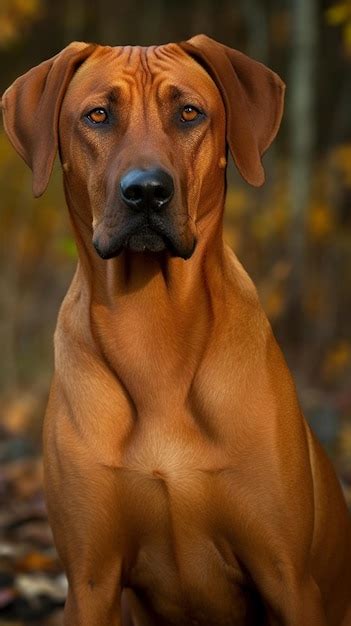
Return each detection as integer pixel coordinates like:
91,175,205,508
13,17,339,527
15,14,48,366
1,35,285,260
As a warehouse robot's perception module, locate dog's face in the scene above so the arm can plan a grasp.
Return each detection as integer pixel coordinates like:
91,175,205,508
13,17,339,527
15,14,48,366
2,35,285,261
59,45,226,260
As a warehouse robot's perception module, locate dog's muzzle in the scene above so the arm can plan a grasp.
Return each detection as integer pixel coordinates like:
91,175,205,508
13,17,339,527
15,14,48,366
93,167,196,260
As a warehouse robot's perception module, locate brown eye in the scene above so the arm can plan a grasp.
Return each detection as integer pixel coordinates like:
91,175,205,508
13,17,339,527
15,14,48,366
181,105,201,122
87,108,108,124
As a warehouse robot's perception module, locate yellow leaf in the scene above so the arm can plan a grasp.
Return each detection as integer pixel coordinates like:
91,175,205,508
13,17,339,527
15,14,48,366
323,341,351,380
263,290,285,319
15,0,40,15
343,20,351,48
272,205,289,234
0,16,16,42
308,204,334,239
330,143,351,184
331,143,351,168
339,424,351,457
325,2,350,25
0,0,41,47
225,189,249,217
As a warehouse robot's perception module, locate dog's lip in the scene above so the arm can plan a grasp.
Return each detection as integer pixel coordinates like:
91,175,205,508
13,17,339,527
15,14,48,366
93,213,196,260
126,226,166,253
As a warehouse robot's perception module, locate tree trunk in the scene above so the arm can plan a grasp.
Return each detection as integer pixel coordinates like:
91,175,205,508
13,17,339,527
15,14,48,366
238,0,269,62
287,0,318,370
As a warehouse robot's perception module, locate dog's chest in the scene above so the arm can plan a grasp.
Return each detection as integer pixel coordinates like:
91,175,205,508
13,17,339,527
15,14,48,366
115,424,263,625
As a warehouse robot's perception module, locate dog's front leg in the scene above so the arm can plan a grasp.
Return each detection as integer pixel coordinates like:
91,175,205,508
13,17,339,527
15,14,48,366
64,582,123,626
259,571,328,626
227,451,329,624
43,403,126,626
46,457,124,626
236,521,328,625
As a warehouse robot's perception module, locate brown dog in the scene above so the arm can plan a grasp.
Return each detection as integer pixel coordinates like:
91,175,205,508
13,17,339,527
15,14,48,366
2,34,351,626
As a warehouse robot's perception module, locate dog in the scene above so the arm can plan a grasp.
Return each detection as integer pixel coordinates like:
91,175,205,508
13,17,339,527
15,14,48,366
2,34,351,626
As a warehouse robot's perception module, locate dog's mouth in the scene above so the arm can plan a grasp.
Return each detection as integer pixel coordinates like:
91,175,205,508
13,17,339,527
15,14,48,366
126,225,167,253
93,214,196,260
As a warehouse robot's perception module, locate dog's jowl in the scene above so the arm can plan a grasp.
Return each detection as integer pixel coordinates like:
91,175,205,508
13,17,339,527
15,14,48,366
2,35,351,626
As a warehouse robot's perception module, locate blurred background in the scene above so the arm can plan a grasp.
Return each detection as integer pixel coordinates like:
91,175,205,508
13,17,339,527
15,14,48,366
0,0,350,623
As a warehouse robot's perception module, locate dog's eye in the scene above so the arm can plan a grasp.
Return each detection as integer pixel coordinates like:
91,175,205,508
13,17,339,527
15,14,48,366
181,106,201,123
86,108,108,124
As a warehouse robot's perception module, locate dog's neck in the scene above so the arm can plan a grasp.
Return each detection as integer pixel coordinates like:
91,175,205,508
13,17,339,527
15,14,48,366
63,196,232,413
65,187,228,309
63,189,232,399
62,187,263,414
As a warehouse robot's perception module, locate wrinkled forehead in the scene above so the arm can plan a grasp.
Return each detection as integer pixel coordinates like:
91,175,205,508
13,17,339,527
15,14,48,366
66,43,221,106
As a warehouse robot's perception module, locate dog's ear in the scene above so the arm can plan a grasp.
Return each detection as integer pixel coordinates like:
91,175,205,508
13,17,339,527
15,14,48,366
179,34,285,187
1,42,97,197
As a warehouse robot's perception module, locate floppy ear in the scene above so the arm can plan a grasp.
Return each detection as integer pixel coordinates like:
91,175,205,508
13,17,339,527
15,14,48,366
179,34,285,187
1,42,97,197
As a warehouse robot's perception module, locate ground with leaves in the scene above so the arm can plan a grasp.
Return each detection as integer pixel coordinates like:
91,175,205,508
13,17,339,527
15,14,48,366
0,394,64,625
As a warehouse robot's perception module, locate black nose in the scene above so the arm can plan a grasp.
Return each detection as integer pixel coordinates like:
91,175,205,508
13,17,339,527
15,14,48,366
120,168,174,212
